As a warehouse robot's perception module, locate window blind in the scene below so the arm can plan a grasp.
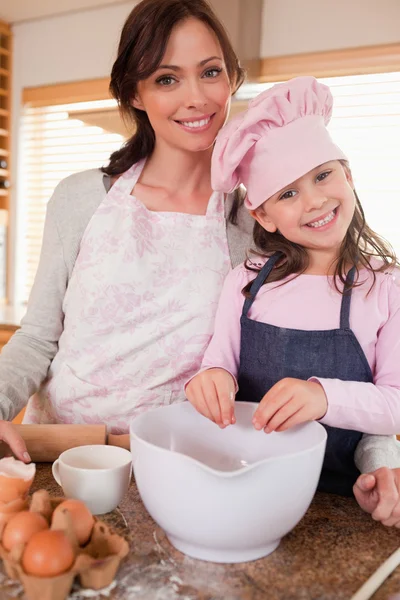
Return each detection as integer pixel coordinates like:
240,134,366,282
18,72,400,303
18,99,125,303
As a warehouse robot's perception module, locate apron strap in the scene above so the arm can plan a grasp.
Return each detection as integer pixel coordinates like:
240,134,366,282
242,252,283,317
242,256,358,327
339,266,356,329
109,159,145,196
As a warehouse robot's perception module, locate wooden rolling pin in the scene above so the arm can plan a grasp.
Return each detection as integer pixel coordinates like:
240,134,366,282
13,424,107,462
107,433,130,451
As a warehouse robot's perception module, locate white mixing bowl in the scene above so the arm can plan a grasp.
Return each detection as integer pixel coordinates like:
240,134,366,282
130,401,327,563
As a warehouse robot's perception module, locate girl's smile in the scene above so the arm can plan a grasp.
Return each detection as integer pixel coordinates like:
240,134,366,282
303,206,339,230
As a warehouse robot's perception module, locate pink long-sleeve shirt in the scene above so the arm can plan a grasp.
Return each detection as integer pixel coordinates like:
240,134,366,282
199,258,400,434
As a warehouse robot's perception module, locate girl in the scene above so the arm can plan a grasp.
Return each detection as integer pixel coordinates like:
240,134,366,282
186,76,400,498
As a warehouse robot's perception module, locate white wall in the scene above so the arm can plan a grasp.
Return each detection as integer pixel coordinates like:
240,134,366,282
261,0,400,57
0,0,127,24
11,1,135,165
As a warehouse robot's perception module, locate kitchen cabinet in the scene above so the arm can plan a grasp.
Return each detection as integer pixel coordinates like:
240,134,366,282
0,19,11,214
0,324,16,350
0,20,10,302
0,323,24,423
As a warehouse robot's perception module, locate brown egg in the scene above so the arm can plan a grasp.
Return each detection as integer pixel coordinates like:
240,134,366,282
52,499,94,546
0,458,36,504
22,530,75,577
2,511,49,551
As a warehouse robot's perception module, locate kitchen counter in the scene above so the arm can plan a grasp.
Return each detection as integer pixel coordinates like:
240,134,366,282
1,464,400,600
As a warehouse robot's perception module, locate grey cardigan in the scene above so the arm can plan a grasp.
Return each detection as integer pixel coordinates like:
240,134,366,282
0,168,398,473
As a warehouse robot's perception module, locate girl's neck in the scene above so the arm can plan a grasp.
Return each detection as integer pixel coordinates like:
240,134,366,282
139,139,213,197
304,249,339,276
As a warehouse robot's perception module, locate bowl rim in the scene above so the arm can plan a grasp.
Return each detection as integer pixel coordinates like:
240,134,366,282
57,444,132,472
129,402,327,478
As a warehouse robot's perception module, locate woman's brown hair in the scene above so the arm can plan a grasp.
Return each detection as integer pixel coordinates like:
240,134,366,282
243,161,399,295
102,0,245,177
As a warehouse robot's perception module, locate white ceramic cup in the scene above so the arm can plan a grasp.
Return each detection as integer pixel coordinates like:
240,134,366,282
52,445,132,515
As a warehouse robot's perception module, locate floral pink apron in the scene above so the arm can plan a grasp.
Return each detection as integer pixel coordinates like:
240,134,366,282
24,160,230,432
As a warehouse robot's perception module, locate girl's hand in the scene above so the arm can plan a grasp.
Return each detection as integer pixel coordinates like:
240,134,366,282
0,421,31,462
354,467,400,527
185,368,236,428
252,378,328,432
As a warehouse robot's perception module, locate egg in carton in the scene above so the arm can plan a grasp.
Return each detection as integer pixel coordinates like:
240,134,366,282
0,458,35,528
0,458,36,505
3,506,80,600
30,490,130,588
0,490,45,579
1,489,129,600
0,497,29,529
0,494,79,596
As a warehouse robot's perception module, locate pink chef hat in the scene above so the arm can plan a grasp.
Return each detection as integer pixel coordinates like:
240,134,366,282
212,76,347,210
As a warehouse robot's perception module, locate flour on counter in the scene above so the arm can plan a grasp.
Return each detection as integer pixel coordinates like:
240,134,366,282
101,532,200,600
115,508,128,529
68,581,117,598
64,530,215,600
0,571,24,598
153,531,177,567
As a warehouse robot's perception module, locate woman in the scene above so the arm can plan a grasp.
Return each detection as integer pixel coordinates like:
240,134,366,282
0,0,249,435
0,0,398,523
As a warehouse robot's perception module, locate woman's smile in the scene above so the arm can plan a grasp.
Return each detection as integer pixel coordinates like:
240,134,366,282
174,112,216,133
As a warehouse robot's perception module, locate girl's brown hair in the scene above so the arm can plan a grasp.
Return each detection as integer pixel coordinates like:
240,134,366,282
243,161,399,295
102,0,245,177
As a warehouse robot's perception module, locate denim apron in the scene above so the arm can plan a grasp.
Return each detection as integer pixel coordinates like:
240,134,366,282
237,252,373,496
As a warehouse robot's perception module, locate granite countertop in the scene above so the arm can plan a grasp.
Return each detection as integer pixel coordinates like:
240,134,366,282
1,464,400,600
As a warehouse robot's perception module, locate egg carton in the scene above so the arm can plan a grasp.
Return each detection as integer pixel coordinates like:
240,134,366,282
0,497,29,529
0,489,129,600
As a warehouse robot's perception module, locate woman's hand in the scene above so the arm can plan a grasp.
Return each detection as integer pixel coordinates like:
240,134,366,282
354,467,400,527
0,421,30,462
252,378,328,432
185,368,236,428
